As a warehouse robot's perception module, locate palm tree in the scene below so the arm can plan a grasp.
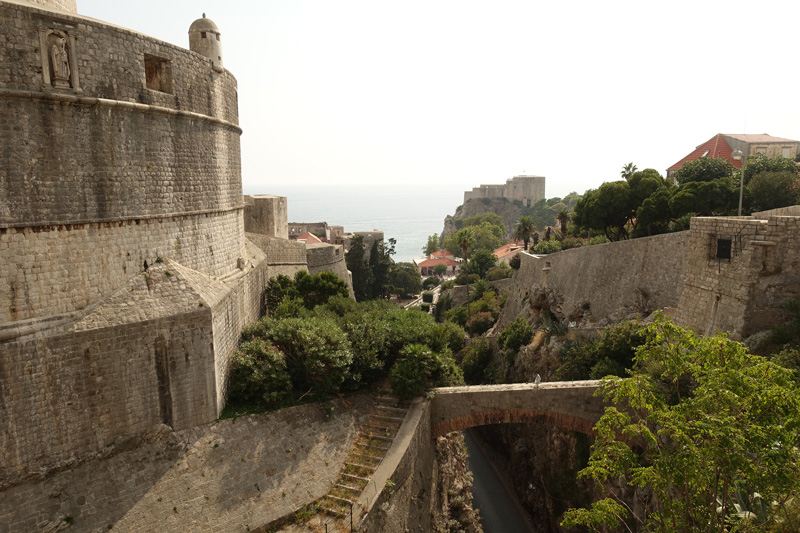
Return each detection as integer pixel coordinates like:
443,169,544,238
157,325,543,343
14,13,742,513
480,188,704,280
621,162,638,181
514,216,535,250
454,228,475,274
556,209,570,237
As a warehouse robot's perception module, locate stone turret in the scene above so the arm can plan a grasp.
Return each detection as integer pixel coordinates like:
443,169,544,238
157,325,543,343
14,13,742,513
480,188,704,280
189,13,223,70
21,0,77,13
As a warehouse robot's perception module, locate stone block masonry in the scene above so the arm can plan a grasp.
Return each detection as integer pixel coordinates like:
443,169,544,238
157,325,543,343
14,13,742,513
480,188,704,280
499,231,689,328
0,394,374,532
675,212,800,339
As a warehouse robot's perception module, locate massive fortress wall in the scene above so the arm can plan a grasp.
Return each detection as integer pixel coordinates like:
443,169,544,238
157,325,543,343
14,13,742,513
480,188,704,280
0,0,242,322
0,0,270,490
463,175,545,207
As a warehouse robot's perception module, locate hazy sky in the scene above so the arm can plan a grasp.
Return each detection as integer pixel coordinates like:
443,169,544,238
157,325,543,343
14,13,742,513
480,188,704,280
80,0,800,199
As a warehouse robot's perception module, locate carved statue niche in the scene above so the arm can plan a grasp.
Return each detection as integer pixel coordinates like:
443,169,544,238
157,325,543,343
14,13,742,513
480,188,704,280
38,28,80,91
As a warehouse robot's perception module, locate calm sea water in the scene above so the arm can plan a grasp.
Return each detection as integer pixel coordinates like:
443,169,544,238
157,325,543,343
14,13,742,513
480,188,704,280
243,184,464,263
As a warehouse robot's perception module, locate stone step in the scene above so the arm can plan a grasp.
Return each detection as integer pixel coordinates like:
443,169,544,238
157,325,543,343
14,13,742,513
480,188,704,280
375,404,407,416
354,440,391,452
372,413,405,423
335,482,362,493
340,473,370,483
349,451,382,465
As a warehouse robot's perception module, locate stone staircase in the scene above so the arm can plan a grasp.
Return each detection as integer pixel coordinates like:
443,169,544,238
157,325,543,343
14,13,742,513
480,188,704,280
315,393,408,523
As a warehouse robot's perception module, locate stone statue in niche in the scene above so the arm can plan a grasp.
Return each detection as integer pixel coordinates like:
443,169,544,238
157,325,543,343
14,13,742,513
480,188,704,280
39,28,79,91
50,36,70,85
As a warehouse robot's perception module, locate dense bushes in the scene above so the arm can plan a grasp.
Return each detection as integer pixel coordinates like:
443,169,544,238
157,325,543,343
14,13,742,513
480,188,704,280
556,321,648,381
461,338,492,384
498,317,534,353
532,240,562,254
226,275,466,413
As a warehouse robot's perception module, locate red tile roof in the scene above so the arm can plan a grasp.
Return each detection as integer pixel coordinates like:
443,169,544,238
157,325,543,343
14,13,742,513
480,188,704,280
430,250,455,258
668,134,741,171
297,232,323,244
493,242,524,259
417,257,459,267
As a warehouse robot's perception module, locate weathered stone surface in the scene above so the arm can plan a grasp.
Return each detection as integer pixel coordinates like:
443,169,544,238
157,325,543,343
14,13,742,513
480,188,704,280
0,394,374,532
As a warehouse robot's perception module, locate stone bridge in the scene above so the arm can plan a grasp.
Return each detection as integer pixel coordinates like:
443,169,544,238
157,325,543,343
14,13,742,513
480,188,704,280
429,380,604,438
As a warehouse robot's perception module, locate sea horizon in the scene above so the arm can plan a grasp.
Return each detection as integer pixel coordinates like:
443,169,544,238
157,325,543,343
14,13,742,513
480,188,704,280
243,183,465,263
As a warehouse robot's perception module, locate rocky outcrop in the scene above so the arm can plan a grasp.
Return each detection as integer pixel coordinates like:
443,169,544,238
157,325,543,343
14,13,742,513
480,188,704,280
441,198,524,241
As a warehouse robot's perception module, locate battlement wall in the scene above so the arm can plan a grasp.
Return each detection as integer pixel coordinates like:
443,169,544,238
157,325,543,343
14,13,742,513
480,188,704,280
675,213,800,339
463,175,545,206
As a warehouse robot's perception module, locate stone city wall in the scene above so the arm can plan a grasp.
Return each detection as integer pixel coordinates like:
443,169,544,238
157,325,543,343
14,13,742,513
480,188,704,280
14,0,76,13
0,209,246,323
0,394,374,532
0,255,270,489
244,195,288,239
675,213,800,339
306,243,355,297
499,231,689,328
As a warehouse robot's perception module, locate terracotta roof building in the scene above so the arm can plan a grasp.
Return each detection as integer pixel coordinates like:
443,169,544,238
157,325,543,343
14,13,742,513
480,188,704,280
668,133,799,179
414,256,460,277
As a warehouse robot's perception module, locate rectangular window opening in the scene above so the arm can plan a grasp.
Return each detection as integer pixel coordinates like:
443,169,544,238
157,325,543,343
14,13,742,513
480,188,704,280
716,238,732,260
145,54,172,93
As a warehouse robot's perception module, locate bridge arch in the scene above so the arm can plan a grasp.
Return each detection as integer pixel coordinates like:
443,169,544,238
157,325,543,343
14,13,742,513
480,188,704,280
429,381,604,438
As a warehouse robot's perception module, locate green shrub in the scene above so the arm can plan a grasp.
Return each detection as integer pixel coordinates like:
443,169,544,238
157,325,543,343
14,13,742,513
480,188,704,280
588,235,610,246
560,236,585,249
265,275,298,314
263,317,353,399
556,321,648,381
272,296,311,319
508,254,521,269
454,272,480,286
485,264,513,281
461,338,492,384
227,339,292,407
466,312,495,335
434,321,468,354
440,280,456,290
240,316,276,342
423,277,440,290
498,317,534,353
316,295,359,317
390,343,463,400
422,291,434,303
294,270,350,309
532,240,562,254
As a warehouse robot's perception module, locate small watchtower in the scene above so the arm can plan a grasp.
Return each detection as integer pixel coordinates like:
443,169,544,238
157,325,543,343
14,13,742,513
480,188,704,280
189,13,223,70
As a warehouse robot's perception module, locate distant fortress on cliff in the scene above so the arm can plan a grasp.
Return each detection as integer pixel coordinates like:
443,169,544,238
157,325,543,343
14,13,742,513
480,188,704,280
463,174,546,207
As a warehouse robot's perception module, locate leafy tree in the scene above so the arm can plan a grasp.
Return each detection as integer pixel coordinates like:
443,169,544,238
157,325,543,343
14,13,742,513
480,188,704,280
369,238,395,299
485,263,513,281
227,339,292,408
345,235,373,301
388,262,422,298
456,212,505,232
467,248,497,279
532,239,562,254
461,338,493,384
294,270,349,309
498,317,534,354
669,178,739,217
423,233,440,256
508,253,521,269
743,153,799,183
572,181,632,240
433,263,448,276
562,315,800,533
672,157,734,185
265,274,299,314
556,321,648,381
390,343,463,400
749,170,800,212
515,215,536,250
262,317,353,400
422,277,440,290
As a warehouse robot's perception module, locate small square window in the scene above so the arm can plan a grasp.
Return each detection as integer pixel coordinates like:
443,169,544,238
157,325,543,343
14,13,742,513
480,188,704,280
201,32,207,39
756,147,767,155
782,146,792,158
144,54,172,93
716,238,732,260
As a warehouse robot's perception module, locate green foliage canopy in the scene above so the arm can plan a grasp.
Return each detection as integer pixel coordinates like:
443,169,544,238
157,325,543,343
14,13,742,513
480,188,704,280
562,316,800,533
